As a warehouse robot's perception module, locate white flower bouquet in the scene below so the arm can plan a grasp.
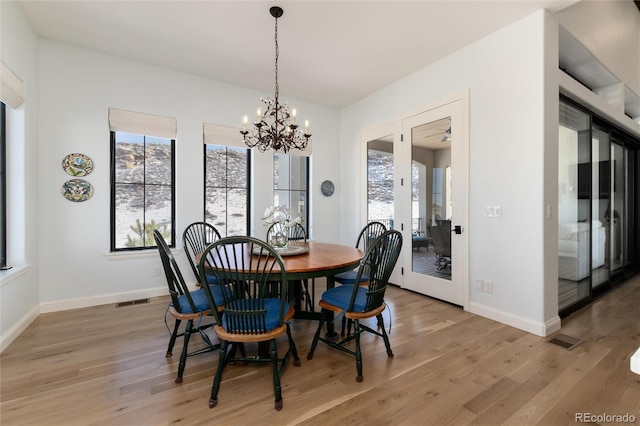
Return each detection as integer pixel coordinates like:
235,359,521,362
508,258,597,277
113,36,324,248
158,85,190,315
261,204,303,229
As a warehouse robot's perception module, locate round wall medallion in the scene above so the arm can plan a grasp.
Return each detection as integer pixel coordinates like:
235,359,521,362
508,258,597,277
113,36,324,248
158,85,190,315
62,153,94,176
321,180,335,197
62,179,94,202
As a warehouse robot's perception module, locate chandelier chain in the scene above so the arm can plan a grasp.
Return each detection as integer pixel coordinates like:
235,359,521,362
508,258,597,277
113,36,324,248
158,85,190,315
274,15,279,105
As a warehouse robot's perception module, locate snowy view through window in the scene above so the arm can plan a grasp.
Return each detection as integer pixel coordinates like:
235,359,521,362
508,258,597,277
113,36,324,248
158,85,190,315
114,133,173,248
205,145,248,237
367,149,394,223
368,149,422,229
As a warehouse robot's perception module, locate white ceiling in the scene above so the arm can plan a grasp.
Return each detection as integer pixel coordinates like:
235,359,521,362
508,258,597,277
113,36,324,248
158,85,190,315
17,0,579,109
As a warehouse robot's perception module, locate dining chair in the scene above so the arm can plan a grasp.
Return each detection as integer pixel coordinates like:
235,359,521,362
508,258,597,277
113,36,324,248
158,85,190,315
183,222,222,286
266,222,315,312
306,230,403,382
266,221,306,243
153,229,221,384
428,224,451,272
334,221,387,335
198,236,301,411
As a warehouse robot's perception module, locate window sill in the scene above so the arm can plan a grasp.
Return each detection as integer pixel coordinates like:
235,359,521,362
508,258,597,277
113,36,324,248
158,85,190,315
0,264,31,287
104,248,181,261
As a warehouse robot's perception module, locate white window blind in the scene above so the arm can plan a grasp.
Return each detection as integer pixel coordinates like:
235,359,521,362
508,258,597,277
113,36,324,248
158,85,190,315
203,123,245,148
0,62,25,109
108,108,177,139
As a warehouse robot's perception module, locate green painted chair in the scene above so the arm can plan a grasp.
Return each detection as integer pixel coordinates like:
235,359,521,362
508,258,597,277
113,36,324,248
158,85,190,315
199,236,301,411
307,230,403,382
334,221,387,336
183,222,222,286
153,230,220,384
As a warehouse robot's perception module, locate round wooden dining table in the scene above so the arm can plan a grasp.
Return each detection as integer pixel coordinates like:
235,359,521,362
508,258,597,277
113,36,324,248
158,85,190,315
201,240,363,336
269,241,363,279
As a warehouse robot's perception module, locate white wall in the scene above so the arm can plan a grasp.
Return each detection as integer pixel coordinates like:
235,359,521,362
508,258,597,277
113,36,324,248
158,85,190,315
36,40,340,310
558,0,640,95
0,1,40,351
340,2,640,336
340,11,556,335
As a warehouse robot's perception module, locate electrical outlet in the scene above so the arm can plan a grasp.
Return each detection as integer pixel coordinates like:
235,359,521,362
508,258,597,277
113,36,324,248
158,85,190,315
153,266,162,277
483,280,493,293
474,279,483,291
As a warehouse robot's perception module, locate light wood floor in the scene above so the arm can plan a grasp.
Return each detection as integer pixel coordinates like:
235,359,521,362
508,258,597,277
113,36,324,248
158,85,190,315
2,277,639,425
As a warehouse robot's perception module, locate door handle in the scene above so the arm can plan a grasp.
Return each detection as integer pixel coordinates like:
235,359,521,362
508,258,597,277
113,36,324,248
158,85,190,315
452,225,462,234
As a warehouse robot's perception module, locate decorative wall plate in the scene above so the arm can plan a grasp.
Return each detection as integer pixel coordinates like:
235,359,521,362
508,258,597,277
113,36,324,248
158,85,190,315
321,180,335,197
62,179,94,202
62,153,94,176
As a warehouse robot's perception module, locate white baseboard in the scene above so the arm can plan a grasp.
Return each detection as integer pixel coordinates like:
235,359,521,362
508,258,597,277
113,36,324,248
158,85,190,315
469,301,561,337
2,287,182,353
39,287,168,314
0,304,40,353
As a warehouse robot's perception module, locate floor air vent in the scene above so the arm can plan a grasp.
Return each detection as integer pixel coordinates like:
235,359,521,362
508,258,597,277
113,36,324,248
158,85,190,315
548,334,584,351
116,298,150,308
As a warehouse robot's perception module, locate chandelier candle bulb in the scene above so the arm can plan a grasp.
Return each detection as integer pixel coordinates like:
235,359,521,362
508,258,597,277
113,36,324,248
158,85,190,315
292,109,297,124
242,116,248,131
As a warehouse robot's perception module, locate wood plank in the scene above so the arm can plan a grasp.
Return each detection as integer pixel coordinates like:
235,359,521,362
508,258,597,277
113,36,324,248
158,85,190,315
1,278,639,425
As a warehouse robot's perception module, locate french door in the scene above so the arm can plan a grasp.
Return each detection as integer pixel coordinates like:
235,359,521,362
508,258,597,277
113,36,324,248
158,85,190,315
362,96,468,307
400,99,467,306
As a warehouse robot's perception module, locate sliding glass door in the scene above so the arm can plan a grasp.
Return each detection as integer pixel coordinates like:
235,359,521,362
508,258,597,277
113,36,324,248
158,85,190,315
558,96,639,316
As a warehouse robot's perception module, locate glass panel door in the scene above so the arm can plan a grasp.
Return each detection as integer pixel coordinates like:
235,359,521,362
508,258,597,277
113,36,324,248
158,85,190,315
591,125,610,289
401,99,465,306
558,101,591,310
364,127,402,285
410,117,451,281
610,141,626,274
367,136,394,230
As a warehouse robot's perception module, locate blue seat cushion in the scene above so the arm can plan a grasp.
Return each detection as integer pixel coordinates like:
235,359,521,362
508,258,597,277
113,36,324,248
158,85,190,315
222,298,288,332
321,285,367,313
176,285,228,314
334,270,369,285
205,273,219,284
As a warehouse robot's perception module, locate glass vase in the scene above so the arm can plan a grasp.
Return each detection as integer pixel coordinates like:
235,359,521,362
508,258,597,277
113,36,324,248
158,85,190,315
272,231,288,249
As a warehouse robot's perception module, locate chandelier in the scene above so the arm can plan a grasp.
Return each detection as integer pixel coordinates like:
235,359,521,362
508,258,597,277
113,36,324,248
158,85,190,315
241,6,311,153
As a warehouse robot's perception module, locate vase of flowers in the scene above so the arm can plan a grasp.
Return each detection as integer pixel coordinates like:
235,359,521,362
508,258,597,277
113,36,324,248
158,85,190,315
262,205,303,249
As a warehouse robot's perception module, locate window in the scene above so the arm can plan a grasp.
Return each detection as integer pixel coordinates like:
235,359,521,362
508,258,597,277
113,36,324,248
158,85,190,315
273,153,309,233
1,102,6,268
109,108,177,250
203,123,250,237
204,145,250,236
0,62,25,268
